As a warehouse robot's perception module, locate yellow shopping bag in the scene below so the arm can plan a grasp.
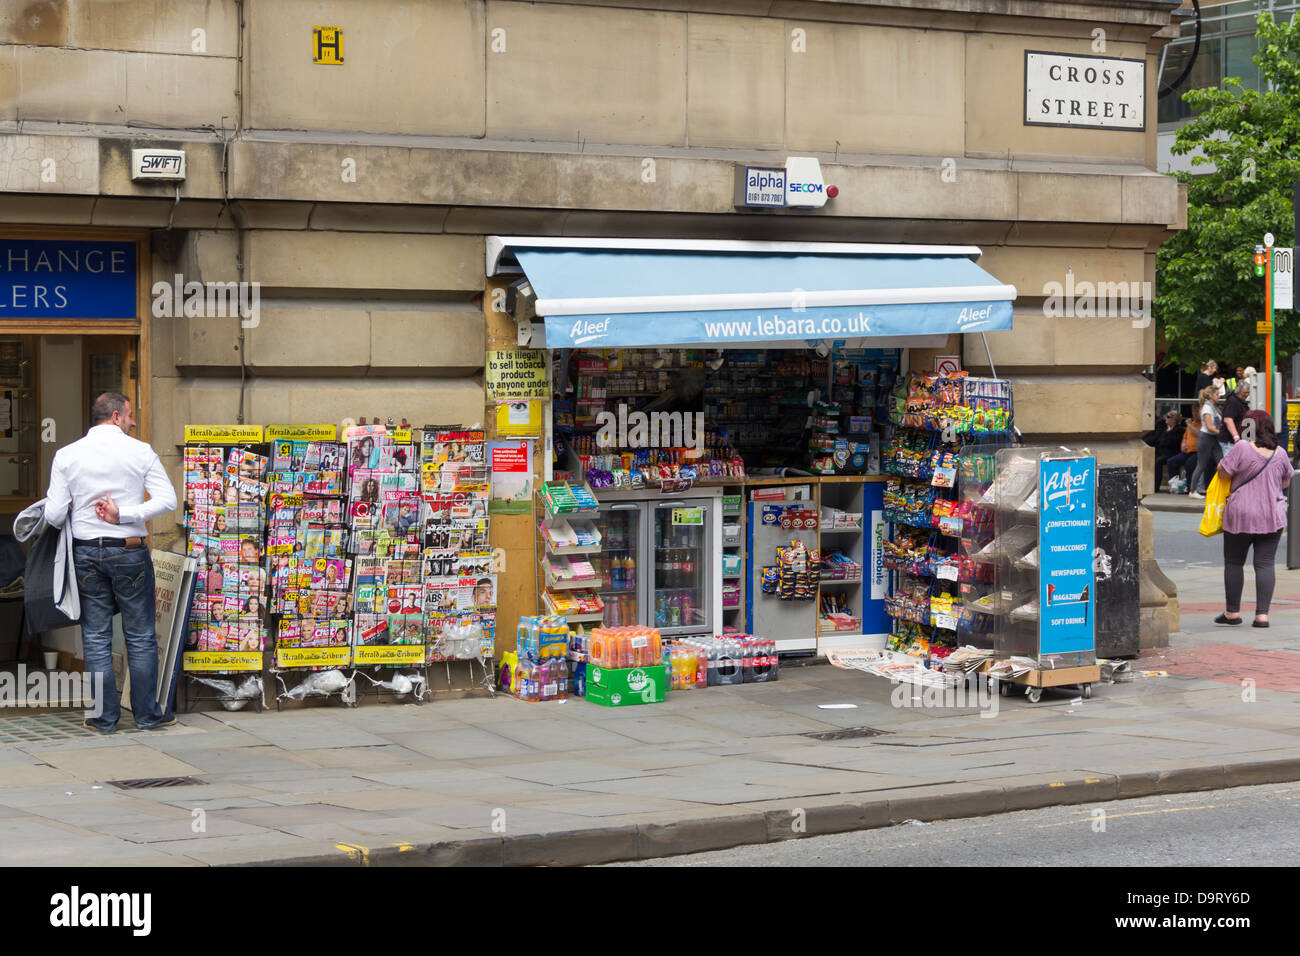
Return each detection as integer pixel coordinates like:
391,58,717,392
1198,472,1230,536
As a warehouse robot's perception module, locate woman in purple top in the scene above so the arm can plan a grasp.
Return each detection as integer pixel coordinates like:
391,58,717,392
1215,410,1294,627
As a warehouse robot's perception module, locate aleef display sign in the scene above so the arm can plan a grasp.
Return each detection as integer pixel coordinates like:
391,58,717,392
1037,456,1096,655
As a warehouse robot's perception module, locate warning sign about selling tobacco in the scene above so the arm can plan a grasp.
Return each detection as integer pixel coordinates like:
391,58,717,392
485,350,548,399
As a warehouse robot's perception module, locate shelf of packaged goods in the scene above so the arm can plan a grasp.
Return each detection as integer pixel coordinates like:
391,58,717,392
562,611,608,624
723,573,743,580
819,527,864,535
544,569,601,591
819,579,862,587
885,518,933,531
542,537,603,557
543,507,602,524
542,592,605,621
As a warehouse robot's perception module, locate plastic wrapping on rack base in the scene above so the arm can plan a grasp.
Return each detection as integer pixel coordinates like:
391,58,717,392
188,675,263,711
280,668,352,700
356,669,426,698
433,620,488,661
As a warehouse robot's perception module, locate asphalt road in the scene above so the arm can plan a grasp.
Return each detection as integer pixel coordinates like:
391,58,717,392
608,782,1300,866
1153,510,1223,574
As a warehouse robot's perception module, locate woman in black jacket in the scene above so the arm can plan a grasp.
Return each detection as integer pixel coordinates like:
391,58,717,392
1145,410,1186,491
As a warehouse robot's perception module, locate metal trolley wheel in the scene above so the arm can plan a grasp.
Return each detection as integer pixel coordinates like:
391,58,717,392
1026,686,1043,703
1082,683,1092,700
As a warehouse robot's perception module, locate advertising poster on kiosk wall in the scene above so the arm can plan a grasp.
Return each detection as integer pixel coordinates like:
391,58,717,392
1037,457,1096,656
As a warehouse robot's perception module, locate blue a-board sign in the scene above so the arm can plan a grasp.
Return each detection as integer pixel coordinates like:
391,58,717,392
1037,456,1096,655
0,239,137,319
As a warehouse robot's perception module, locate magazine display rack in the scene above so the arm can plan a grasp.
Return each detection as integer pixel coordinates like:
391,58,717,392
417,426,496,688
180,426,271,711
265,425,353,706
178,421,499,710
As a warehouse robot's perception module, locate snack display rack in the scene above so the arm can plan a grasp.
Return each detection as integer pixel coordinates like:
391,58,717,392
882,374,1014,666
538,481,606,625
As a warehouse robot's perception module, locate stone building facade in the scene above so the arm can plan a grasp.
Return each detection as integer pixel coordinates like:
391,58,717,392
0,0,1185,649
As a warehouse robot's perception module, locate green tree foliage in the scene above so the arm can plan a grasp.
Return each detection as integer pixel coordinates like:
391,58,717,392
1155,13,1300,371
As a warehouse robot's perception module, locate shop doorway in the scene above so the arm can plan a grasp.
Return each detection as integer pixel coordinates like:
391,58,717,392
0,332,142,671
0,333,140,508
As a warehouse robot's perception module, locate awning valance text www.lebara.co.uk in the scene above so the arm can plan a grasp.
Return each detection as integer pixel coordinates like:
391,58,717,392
490,238,1016,349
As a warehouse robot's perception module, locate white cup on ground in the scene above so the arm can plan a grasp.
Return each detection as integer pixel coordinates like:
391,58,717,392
43,652,58,670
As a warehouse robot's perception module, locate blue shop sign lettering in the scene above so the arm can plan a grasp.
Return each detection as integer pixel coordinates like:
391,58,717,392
0,239,137,319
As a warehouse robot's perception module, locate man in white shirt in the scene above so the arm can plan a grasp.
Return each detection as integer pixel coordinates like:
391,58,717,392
45,393,178,733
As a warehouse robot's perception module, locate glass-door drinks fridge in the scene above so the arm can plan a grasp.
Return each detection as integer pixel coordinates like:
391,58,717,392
651,500,713,636
592,495,718,636
592,503,643,627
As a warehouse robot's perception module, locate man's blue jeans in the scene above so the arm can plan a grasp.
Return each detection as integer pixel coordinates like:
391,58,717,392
74,543,164,730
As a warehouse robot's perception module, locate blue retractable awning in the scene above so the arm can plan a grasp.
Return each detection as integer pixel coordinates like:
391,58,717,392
489,238,1016,349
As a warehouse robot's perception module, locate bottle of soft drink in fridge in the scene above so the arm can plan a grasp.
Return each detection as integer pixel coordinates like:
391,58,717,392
625,554,635,590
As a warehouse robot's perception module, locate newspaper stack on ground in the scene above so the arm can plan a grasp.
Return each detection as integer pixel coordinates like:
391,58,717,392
941,646,996,674
826,648,958,688
986,656,1037,680
1099,658,1132,683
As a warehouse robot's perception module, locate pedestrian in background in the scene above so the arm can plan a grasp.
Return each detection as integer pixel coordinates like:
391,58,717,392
1189,386,1225,499
1165,413,1198,492
1215,410,1293,627
1222,381,1251,446
1145,409,1185,492
1194,359,1218,398
43,393,178,733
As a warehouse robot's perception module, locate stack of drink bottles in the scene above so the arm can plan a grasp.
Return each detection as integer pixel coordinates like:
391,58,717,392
664,640,709,691
665,635,779,688
511,615,572,703
566,627,587,698
588,625,662,669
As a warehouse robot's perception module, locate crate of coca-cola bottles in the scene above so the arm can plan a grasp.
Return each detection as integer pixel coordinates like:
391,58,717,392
671,635,778,686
